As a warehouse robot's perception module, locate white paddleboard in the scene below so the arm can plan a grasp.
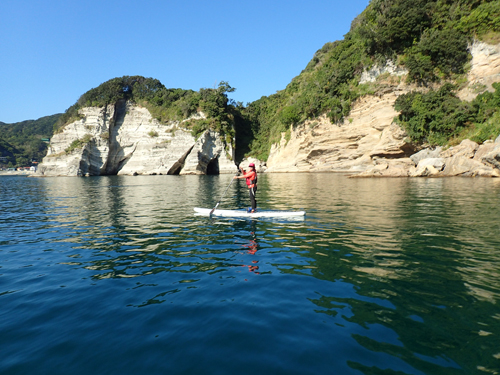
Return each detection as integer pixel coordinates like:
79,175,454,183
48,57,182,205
194,207,306,218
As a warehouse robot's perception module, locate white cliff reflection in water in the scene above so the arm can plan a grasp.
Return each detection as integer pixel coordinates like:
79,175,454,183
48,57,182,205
1,173,500,374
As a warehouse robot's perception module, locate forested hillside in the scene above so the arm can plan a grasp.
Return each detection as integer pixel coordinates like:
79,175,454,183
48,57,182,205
242,0,500,159
0,114,61,167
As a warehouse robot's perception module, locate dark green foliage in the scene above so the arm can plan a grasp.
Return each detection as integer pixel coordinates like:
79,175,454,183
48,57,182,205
403,28,469,83
404,52,436,83
418,29,469,75
183,82,236,143
77,76,166,107
358,0,432,55
0,138,20,166
0,114,61,166
242,95,284,160
233,106,255,162
465,82,500,143
395,83,500,145
457,0,500,38
394,83,472,144
279,105,300,126
473,83,500,123
54,76,202,133
0,114,60,138
401,0,499,82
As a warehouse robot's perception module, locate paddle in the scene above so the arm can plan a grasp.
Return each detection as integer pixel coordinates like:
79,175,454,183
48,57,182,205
209,173,238,216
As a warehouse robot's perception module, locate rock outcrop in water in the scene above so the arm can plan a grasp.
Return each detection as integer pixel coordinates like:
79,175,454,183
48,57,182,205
37,100,237,176
265,41,500,177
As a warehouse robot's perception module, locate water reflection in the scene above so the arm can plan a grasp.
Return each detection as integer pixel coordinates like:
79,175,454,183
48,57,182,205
239,221,260,275
2,174,500,374
15,174,500,313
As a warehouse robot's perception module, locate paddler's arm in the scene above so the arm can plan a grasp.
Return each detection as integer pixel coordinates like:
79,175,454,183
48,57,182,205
234,170,251,179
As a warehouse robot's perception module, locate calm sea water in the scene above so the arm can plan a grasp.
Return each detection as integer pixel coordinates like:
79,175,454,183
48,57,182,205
1,174,500,374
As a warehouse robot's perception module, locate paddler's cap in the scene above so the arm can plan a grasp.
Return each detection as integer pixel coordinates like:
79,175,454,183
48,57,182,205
248,163,255,167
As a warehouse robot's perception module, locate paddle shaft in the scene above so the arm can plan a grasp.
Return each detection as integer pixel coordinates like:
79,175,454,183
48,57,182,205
210,174,237,216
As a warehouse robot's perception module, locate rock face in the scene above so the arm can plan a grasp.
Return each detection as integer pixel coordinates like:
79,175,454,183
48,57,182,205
359,60,408,84
266,88,414,173
37,41,500,178
37,100,237,176
410,147,443,164
266,41,500,177
459,41,500,101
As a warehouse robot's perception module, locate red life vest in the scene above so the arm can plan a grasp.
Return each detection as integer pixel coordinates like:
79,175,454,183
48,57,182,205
245,170,257,188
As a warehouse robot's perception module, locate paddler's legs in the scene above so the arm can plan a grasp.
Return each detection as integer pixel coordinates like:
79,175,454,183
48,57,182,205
249,186,257,212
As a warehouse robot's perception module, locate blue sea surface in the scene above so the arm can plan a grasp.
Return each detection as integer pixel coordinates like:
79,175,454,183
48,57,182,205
1,174,500,374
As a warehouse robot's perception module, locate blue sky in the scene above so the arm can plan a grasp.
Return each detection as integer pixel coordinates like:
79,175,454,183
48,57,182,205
1,0,370,123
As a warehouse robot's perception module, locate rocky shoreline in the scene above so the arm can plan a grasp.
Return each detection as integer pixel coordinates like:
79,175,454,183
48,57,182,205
29,40,498,179
353,136,500,178
262,40,500,178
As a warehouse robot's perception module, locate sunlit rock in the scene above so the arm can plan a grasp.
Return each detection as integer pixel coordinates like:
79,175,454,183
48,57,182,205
180,130,236,175
410,158,445,177
266,91,411,173
440,139,479,159
442,155,499,176
479,143,500,170
37,101,236,176
458,40,500,101
410,147,443,165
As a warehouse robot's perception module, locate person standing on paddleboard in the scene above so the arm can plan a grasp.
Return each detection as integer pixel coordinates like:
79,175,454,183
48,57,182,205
234,163,258,213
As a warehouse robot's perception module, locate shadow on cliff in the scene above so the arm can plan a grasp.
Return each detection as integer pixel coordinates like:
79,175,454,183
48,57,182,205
103,99,131,175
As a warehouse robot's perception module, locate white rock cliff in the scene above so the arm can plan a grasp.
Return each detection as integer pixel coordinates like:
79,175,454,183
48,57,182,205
37,100,237,176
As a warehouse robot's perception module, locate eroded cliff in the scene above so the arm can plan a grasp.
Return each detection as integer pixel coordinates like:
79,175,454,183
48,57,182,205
266,88,412,173
37,100,237,176
265,40,500,177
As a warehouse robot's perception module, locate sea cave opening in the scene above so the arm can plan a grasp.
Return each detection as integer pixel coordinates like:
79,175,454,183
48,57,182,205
206,158,220,175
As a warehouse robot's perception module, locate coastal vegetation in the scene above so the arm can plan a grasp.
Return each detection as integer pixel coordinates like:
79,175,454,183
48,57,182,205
240,0,500,160
0,114,61,167
64,134,92,154
0,77,242,167
395,83,500,145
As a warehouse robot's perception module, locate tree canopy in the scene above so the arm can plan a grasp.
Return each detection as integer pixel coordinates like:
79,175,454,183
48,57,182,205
395,83,500,145
0,114,61,167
